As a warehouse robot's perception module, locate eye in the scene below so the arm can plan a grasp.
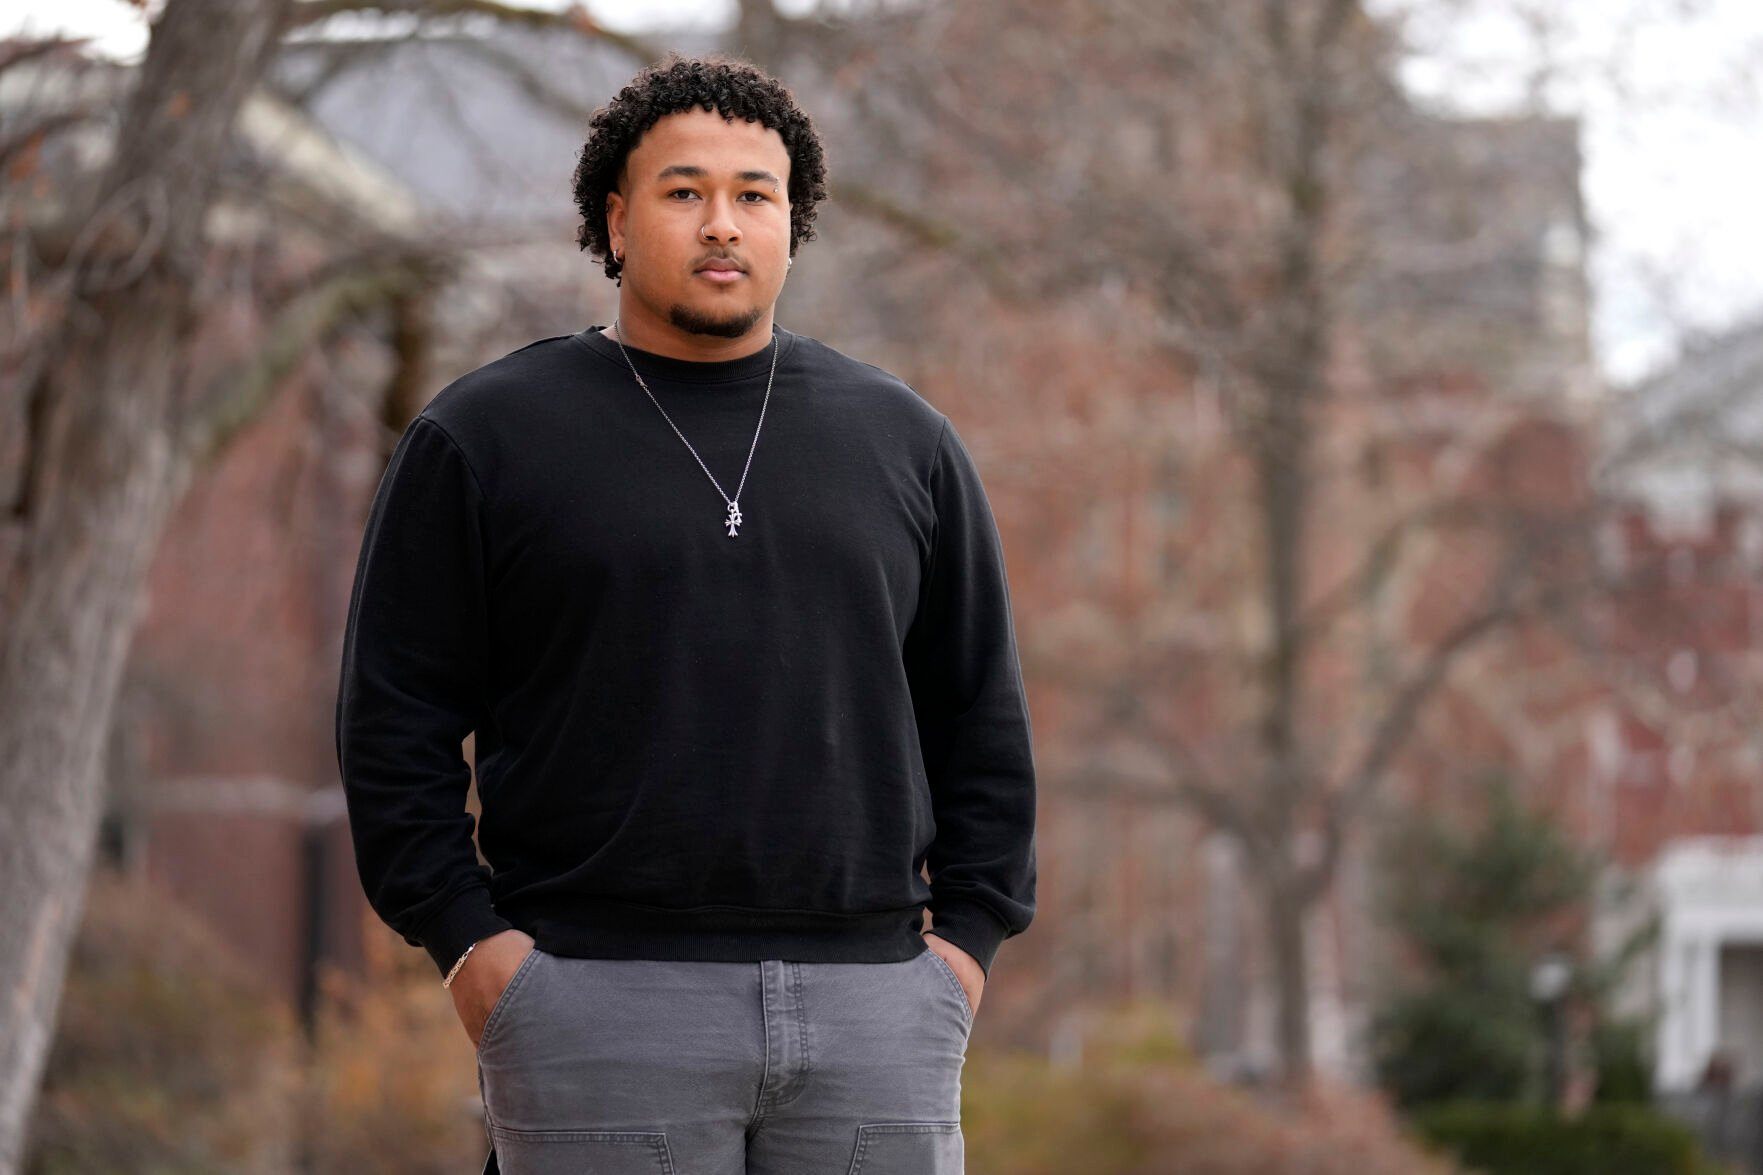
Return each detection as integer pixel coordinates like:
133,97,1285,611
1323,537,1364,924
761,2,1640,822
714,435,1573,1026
666,189,771,203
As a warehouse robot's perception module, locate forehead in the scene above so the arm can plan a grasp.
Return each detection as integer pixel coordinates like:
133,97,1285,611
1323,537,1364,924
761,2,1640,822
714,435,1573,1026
627,107,791,180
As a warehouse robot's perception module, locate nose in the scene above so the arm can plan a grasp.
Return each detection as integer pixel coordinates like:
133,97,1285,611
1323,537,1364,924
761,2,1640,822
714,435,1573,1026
700,192,741,246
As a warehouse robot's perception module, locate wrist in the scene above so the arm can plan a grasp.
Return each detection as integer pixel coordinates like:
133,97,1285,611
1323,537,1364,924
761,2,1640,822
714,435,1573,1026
440,941,479,989
926,898,1010,978
416,886,514,980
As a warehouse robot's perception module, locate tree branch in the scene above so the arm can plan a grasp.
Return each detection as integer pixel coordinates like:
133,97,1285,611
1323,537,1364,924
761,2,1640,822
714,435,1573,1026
1300,557,1525,902
287,0,664,63
176,248,450,468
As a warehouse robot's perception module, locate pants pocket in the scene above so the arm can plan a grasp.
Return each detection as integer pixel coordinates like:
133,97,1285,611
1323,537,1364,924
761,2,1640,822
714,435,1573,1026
487,1125,675,1174
923,949,974,1026
848,1121,963,1174
476,946,546,1058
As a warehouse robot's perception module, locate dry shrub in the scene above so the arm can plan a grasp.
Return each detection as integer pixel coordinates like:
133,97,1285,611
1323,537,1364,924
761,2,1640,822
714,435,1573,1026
963,1000,1460,1175
304,945,489,1173
27,870,303,1173
29,888,1453,1174
28,869,489,1174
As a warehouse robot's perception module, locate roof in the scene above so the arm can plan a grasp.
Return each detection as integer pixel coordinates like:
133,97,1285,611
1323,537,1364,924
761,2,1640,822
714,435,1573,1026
268,25,722,229
0,37,423,236
1603,312,1763,528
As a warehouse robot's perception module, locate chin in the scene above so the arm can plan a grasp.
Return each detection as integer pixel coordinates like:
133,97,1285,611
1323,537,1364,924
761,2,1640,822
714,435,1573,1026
668,301,768,340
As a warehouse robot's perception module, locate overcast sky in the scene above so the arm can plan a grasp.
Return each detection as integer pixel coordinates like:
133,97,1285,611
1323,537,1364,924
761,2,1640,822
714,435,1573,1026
9,0,1762,388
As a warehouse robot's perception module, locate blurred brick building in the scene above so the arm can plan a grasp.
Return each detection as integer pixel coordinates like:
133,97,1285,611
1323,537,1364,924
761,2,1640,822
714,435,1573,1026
19,9,1754,1103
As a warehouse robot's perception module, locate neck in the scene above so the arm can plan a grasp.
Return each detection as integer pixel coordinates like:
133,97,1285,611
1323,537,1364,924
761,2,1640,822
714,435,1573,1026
608,308,777,363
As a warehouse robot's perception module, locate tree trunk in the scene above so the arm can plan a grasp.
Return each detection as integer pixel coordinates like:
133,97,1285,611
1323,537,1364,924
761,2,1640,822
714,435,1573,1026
1264,867,1315,1094
0,0,291,1165
0,319,188,1170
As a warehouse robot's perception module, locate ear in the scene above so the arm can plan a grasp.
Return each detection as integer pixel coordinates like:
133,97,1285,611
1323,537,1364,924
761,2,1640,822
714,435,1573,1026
605,188,625,255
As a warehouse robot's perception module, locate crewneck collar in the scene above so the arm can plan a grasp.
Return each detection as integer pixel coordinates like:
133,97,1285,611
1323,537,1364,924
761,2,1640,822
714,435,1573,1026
573,323,796,385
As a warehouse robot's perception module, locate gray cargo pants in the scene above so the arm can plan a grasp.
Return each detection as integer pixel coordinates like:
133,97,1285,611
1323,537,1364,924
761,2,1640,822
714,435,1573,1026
474,941,974,1173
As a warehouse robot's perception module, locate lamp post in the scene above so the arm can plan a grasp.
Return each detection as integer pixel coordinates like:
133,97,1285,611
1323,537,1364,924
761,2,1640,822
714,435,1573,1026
1530,951,1573,1112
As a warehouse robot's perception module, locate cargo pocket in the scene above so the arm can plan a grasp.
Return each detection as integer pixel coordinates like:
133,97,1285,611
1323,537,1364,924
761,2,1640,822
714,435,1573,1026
486,1125,675,1173
848,1121,963,1174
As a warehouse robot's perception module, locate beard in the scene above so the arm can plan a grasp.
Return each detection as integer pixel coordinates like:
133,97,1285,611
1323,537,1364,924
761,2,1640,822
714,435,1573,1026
667,300,768,339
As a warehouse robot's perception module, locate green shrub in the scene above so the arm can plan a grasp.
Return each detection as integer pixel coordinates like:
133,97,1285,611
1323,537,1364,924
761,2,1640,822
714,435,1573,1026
1590,1020,1655,1105
1412,1100,1721,1175
1370,988,1538,1109
1370,772,1661,1113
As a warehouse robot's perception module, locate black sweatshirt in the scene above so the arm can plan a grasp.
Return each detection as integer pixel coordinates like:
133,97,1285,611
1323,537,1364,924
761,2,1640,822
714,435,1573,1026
335,323,1036,981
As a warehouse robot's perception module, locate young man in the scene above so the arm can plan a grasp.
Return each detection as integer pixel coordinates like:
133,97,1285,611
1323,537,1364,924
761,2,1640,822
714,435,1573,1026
335,52,1036,1175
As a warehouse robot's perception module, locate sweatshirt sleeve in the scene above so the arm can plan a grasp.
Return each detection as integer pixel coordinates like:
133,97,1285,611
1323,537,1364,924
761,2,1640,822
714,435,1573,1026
904,417,1038,977
335,413,514,978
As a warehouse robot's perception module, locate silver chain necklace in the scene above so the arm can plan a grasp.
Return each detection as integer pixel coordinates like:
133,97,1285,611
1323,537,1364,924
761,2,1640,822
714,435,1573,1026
607,318,779,538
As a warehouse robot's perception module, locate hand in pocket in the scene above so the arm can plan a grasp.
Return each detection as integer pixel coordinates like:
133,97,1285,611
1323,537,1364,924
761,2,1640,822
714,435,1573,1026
923,932,984,1018
450,929,537,1049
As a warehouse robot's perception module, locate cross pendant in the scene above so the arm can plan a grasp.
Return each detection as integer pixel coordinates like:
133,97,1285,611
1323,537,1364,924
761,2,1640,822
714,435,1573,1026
725,500,743,537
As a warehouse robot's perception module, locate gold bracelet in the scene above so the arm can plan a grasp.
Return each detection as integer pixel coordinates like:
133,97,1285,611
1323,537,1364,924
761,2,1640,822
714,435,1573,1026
441,941,478,989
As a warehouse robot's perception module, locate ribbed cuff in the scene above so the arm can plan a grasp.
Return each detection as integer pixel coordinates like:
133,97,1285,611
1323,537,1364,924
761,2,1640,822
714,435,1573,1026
416,886,516,979
925,896,1011,978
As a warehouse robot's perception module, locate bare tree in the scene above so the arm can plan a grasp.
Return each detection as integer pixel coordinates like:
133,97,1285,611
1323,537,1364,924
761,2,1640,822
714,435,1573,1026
0,0,673,1158
934,0,1759,1092
0,0,1004,1151
1,5,303,1159
811,0,1633,1092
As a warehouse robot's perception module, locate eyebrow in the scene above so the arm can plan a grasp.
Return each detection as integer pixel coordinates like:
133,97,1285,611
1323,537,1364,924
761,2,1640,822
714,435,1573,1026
655,164,784,188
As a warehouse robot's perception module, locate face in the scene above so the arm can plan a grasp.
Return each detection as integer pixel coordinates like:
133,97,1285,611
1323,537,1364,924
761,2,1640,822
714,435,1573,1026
605,107,793,344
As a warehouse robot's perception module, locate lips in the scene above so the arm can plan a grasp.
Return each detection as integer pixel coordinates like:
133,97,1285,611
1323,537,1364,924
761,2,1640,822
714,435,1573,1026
696,264,745,285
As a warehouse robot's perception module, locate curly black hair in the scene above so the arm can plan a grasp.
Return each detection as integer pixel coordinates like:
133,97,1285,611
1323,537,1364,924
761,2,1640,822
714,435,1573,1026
572,52,830,286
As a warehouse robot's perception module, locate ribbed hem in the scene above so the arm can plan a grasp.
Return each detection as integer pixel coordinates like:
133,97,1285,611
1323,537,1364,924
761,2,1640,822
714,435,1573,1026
925,897,1012,978
511,894,930,964
416,885,517,979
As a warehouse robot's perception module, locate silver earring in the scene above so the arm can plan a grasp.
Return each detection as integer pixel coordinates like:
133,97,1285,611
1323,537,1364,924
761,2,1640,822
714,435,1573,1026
613,247,622,263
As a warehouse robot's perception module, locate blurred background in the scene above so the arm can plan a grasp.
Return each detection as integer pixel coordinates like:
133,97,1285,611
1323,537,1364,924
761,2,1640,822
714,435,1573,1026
3,0,1762,1171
